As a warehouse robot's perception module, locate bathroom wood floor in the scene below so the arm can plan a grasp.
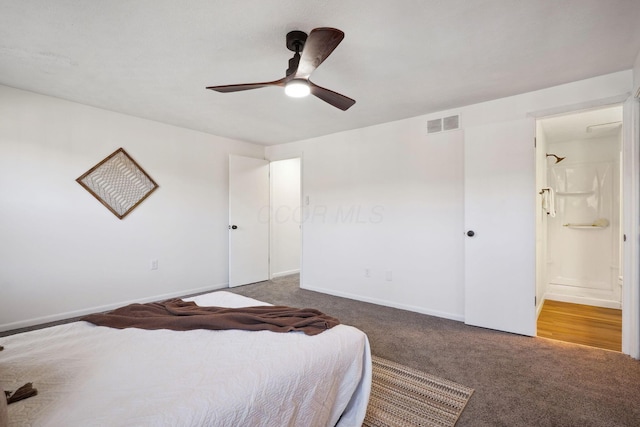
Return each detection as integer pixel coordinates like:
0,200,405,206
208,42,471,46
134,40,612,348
537,300,622,352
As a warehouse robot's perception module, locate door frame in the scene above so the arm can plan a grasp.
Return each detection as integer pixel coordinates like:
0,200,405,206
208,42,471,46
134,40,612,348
529,93,640,358
535,105,624,309
229,153,305,286
622,95,640,358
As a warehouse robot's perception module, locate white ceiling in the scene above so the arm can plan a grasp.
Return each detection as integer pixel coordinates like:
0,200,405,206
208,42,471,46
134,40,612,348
1,0,639,146
540,105,623,144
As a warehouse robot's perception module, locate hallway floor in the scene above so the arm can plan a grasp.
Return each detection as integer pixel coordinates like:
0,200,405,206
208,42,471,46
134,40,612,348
537,299,622,351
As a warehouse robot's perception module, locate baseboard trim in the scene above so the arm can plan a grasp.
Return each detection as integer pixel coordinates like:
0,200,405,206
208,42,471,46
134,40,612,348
0,282,229,333
302,284,464,322
271,269,300,279
544,293,622,309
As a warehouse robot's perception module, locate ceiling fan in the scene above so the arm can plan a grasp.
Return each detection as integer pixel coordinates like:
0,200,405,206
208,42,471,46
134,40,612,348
206,27,355,111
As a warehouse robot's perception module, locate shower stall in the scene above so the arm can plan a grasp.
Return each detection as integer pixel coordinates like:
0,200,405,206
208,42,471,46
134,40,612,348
536,106,623,311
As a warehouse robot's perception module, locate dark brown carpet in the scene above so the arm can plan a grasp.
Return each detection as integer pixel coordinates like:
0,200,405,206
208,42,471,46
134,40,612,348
229,274,640,427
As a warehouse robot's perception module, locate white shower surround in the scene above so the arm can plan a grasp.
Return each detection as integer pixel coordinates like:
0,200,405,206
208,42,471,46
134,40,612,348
544,128,622,308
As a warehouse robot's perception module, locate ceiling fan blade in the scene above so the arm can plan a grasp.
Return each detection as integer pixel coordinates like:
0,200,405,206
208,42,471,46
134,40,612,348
309,81,355,111
295,28,344,79
206,77,286,93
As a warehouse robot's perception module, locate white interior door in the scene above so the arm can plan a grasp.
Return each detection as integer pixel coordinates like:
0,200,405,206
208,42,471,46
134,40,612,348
464,118,536,336
229,155,269,287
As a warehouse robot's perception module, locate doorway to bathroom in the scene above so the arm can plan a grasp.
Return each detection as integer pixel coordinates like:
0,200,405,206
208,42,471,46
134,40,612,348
535,105,623,351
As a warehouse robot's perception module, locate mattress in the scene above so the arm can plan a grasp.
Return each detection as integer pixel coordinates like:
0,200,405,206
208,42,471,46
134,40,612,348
0,291,371,426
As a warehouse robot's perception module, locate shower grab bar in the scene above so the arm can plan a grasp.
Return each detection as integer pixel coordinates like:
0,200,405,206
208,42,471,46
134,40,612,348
556,190,595,196
538,189,596,196
563,218,609,228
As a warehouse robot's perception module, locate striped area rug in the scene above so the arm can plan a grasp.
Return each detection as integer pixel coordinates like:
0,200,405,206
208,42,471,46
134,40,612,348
364,356,474,427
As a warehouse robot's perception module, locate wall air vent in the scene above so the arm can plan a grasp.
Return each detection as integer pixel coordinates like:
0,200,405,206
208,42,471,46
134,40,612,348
427,119,442,134
427,114,460,134
443,115,459,131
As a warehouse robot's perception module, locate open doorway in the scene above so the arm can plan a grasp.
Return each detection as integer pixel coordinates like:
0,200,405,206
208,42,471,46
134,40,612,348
269,158,301,279
535,105,623,351
228,155,301,287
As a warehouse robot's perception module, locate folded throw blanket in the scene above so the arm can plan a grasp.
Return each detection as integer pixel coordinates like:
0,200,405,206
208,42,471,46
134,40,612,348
0,346,39,406
5,383,38,404
82,299,340,336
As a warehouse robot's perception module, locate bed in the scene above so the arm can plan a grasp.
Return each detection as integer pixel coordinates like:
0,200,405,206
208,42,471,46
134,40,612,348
0,291,372,426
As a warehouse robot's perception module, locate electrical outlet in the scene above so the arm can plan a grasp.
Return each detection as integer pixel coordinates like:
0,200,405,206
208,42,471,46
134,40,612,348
365,268,371,278
150,259,158,270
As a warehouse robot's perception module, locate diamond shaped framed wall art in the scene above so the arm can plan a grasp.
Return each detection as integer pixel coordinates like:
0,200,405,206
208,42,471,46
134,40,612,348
76,148,159,219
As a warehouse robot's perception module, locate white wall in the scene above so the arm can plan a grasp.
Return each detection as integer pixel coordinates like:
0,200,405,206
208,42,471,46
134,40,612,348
269,124,467,320
267,70,633,325
634,48,640,97
0,85,264,331
270,158,301,278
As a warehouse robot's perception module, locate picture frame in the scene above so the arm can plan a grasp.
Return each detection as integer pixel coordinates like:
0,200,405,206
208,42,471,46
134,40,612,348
76,148,159,219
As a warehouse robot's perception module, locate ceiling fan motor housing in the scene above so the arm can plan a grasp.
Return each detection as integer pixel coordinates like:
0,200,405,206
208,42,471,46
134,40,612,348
285,30,307,76
286,30,308,52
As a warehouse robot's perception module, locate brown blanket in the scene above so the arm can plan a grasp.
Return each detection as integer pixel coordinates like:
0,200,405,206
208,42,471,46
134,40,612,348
82,299,340,336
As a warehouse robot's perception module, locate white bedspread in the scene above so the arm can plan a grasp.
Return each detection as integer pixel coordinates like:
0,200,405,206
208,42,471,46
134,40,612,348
0,291,371,426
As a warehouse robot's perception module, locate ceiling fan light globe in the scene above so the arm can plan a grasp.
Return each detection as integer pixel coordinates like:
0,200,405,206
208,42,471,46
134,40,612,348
285,80,310,98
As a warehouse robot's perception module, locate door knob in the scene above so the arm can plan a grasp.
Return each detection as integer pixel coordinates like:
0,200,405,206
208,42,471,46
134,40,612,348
466,230,475,237
229,225,238,230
